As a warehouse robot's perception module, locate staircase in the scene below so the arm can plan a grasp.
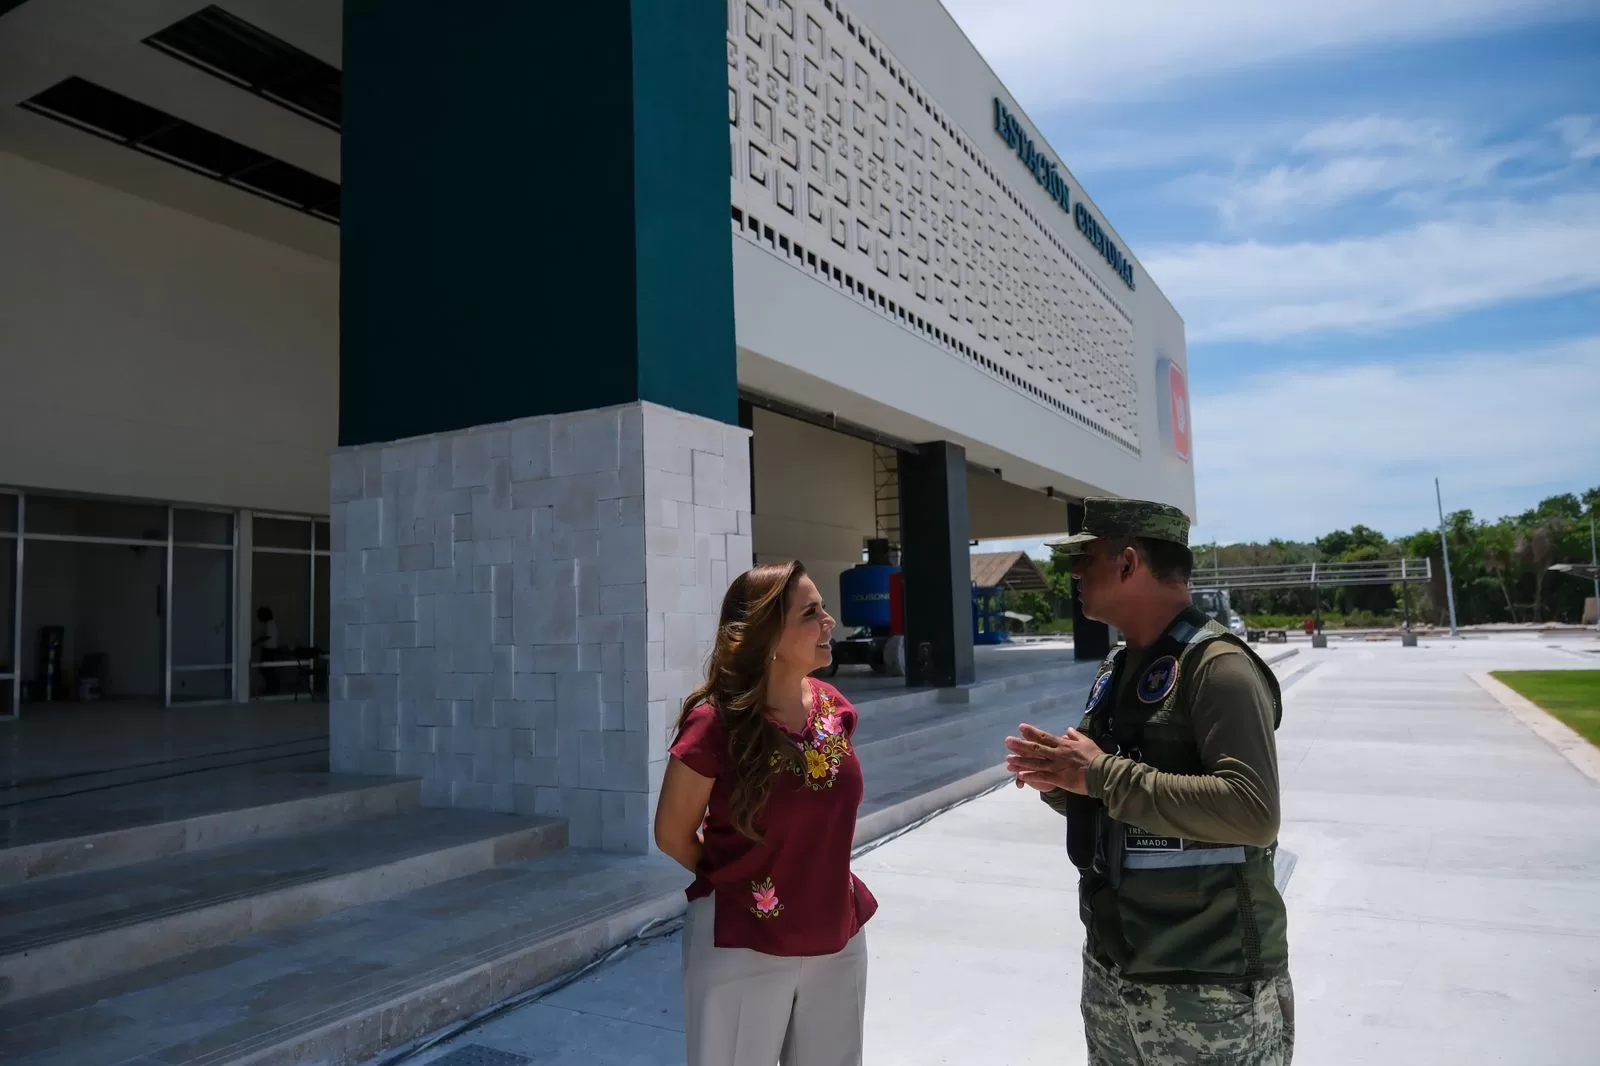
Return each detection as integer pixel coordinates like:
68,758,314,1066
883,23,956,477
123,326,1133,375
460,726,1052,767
0,651,1107,1066
0,769,685,1066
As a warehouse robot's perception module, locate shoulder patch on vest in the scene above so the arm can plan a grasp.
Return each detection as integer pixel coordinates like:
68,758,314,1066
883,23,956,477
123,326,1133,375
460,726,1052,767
1136,655,1180,704
1086,670,1113,711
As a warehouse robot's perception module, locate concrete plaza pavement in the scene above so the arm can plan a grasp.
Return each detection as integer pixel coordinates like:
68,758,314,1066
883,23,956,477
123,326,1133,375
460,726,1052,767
372,633,1600,1066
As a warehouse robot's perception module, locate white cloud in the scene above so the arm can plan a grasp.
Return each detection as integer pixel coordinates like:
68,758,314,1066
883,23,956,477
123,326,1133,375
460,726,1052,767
1143,193,1600,343
980,339,1600,551
1218,119,1516,225
1032,119,1300,177
1292,116,1445,155
1068,111,1581,199
1552,115,1600,160
940,0,1591,109
1188,336,1600,544
1168,114,1557,231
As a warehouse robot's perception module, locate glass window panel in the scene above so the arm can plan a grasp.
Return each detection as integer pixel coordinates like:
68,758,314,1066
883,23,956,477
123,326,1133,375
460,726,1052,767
143,120,267,177
251,551,310,698
27,77,170,141
24,494,168,541
152,8,289,86
147,7,343,127
0,492,16,534
175,509,233,546
313,521,331,552
172,546,233,669
24,539,166,700
0,537,14,674
254,516,313,551
233,159,338,210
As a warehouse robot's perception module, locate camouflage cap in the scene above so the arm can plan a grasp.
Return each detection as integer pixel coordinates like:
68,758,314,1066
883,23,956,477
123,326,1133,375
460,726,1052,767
1049,497,1191,557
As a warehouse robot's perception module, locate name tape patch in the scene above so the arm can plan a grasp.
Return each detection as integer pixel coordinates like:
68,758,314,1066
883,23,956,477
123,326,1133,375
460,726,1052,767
1125,828,1185,853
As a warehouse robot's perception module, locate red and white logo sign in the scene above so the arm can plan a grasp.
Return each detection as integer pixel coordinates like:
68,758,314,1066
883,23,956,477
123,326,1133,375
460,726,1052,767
1157,357,1191,463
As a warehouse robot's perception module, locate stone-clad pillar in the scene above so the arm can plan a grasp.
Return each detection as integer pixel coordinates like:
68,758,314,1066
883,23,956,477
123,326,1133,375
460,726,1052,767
333,0,739,854
329,403,750,852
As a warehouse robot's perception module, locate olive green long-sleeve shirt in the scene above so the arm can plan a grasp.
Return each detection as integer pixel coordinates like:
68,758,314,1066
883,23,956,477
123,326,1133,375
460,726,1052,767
1042,641,1281,847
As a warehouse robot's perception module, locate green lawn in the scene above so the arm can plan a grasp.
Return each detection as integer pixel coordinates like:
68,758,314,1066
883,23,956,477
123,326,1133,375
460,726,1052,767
1492,670,1600,748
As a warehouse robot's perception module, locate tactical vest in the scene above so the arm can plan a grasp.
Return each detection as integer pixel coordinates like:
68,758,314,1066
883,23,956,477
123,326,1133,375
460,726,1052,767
1064,606,1288,984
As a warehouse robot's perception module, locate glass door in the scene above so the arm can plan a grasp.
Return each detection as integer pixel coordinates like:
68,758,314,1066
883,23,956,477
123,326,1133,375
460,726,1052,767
168,508,237,704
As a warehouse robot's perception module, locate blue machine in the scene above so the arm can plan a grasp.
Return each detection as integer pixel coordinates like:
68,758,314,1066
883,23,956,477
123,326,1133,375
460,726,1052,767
838,564,897,629
972,585,1011,645
827,556,1013,677
827,555,902,677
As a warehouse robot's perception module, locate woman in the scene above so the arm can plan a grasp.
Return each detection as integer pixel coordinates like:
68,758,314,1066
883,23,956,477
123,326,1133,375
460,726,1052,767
655,560,877,1066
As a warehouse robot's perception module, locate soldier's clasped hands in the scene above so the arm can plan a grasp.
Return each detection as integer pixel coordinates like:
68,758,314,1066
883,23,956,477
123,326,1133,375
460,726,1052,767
1005,723,1106,795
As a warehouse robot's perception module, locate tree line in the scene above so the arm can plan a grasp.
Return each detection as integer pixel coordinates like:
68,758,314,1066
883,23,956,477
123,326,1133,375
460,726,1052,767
1011,486,1600,630
1198,486,1599,628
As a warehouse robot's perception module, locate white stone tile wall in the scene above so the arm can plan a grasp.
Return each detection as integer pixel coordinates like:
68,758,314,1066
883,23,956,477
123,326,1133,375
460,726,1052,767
329,401,751,853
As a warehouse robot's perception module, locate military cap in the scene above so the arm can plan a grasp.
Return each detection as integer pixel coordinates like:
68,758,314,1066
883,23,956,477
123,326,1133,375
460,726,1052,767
1049,497,1190,556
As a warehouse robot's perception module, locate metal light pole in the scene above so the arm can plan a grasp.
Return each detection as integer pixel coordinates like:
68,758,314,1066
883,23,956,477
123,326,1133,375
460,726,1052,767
1590,517,1599,632
1400,556,1417,646
1435,478,1460,637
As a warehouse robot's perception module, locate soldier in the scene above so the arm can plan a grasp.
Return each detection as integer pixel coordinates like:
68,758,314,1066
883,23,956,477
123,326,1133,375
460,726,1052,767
1004,498,1294,1065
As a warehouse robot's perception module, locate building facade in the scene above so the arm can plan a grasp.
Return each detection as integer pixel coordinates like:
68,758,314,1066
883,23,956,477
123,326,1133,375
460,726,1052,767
0,0,1194,851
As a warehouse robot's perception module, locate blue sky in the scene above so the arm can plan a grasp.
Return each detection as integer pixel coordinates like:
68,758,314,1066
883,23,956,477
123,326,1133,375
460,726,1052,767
943,0,1600,550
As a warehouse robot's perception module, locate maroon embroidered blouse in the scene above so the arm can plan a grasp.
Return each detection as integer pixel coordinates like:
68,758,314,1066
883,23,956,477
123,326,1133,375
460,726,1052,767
669,679,879,957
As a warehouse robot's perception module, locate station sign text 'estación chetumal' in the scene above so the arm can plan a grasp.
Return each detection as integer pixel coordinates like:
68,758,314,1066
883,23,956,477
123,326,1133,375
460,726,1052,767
992,98,1135,291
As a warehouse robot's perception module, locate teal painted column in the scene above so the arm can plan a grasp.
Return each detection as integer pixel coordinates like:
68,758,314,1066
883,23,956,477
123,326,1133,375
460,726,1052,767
340,0,735,447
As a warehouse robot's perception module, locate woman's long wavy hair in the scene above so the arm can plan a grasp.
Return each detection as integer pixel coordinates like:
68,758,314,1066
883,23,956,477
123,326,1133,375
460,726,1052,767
673,560,809,842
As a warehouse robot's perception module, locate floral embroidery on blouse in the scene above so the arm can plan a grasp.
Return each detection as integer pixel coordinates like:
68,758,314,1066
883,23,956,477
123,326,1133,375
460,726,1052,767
750,877,784,918
769,689,851,790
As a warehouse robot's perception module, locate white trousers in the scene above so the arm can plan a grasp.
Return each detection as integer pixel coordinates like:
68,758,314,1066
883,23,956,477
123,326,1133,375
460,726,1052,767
681,894,868,1066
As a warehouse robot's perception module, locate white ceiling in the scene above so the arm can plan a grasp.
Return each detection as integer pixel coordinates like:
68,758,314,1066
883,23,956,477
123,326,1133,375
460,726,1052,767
0,0,342,260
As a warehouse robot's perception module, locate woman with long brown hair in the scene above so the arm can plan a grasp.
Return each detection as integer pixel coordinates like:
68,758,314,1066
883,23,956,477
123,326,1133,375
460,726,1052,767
655,560,877,1066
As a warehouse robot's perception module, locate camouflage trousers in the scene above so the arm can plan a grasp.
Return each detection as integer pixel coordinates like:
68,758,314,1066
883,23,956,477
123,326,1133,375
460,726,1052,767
1081,948,1294,1065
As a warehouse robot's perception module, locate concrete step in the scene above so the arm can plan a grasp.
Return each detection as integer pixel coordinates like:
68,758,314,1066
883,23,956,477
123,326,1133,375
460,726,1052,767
849,671,1067,742
851,667,1097,756
854,692,1070,767
0,736,330,808
838,654,1092,720
0,807,566,1004
946,656,1098,701
0,771,420,887
857,674,1097,820
0,848,688,1066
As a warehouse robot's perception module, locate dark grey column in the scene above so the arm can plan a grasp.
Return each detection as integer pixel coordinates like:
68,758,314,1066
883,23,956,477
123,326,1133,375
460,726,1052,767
1068,501,1112,661
898,442,975,687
